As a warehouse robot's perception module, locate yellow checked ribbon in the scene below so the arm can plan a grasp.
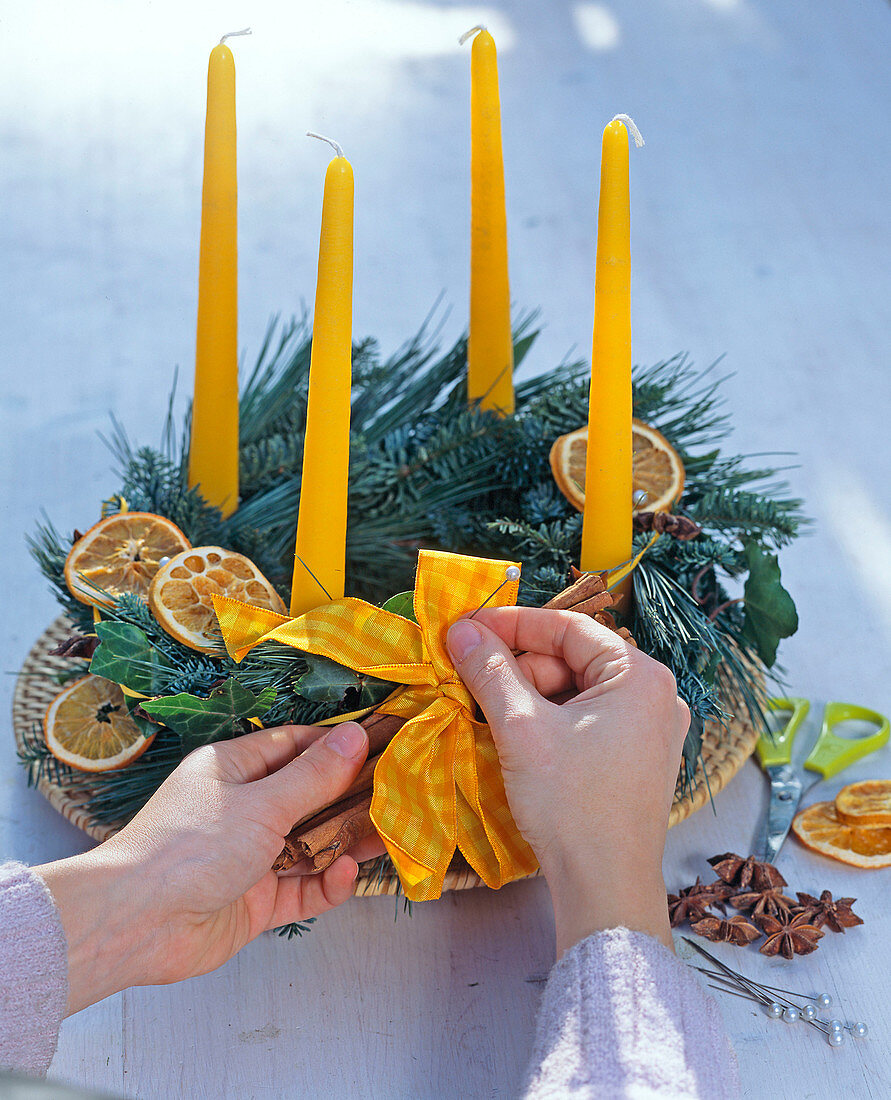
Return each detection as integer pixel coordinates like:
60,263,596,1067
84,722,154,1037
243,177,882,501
212,549,538,901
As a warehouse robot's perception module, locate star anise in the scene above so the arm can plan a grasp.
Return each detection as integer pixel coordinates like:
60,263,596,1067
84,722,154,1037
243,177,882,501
793,891,864,934
708,852,787,892
704,879,735,912
690,914,761,947
633,512,702,540
729,884,796,920
755,912,824,959
667,878,720,927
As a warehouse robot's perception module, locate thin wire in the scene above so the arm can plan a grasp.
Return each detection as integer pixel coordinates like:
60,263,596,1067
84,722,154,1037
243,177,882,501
292,556,333,602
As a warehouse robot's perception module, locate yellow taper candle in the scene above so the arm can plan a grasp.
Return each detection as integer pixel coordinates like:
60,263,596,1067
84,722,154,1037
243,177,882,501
188,31,250,517
290,135,354,616
462,25,514,415
579,115,643,575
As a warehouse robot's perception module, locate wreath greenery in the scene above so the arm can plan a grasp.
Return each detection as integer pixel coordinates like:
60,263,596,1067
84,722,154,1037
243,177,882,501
22,311,805,874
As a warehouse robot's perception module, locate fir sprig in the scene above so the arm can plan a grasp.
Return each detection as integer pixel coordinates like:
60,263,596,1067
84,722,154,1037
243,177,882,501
28,311,805,844
27,519,96,635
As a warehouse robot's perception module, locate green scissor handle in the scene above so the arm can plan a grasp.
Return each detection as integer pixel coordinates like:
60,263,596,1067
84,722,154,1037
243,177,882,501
756,697,811,768
803,701,890,779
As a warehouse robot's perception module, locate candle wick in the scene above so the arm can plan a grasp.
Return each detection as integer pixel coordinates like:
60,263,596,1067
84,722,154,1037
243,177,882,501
458,25,487,45
610,114,645,147
220,27,252,45
307,131,345,159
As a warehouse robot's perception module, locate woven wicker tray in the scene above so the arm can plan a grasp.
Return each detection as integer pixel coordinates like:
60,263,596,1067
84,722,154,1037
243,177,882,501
13,616,759,897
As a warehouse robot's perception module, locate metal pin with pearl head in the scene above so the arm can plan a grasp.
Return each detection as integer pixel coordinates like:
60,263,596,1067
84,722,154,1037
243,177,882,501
783,1006,800,1024
632,489,648,507
827,1029,845,1048
469,566,521,618
817,992,832,1009
851,1022,868,1039
801,1004,818,1021
159,557,170,566
765,1002,784,1019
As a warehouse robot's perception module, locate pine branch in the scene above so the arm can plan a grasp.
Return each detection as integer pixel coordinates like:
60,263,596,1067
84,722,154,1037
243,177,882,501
17,720,78,789
27,519,96,633
25,312,805,852
685,486,805,548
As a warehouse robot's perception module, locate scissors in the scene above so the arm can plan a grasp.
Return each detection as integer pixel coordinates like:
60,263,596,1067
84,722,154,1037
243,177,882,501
755,698,890,863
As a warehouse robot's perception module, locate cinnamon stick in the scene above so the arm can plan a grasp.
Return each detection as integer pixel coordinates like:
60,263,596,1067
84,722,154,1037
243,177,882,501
273,791,374,873
539,571,610,611
361,711,406,755
569,591,615,617
284,753,380,837
539,571,636,646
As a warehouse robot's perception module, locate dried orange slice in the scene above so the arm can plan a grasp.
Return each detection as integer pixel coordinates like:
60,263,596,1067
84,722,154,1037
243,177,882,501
149,546,286,653
835,780,891,827
550,419,685,514
44,675,155,772
791,800,891,868
64,512,191,607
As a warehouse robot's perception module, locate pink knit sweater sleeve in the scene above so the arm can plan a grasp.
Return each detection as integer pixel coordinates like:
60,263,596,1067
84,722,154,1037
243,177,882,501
522,927,740,1099
0,861,68,1077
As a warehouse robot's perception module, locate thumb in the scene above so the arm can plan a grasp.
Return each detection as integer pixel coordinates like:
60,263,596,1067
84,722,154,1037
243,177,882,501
447,618,544,743
258,721,369,836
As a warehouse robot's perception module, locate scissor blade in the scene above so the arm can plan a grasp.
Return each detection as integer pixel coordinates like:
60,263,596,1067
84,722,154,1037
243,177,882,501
757,765,803,864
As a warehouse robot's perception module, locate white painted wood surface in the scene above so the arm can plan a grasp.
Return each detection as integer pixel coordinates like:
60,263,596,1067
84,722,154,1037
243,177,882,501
2,1,890,1096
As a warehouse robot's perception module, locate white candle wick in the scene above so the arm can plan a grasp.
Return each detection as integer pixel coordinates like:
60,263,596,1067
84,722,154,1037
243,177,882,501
220,27,252,45
611,114,645,147
307,132,345,158
459,25,488,45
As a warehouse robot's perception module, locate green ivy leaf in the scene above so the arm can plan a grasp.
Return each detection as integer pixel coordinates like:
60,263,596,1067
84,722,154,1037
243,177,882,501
682,713,704,783
295,653,393,712
89,621,176,696
698,648,722,687
742,541,799,668
124,695,162,739
381,591,417,622
142,678,277,753
295,654,361,704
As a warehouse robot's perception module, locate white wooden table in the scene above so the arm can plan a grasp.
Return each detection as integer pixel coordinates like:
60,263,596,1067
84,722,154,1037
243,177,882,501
2,2,890,1096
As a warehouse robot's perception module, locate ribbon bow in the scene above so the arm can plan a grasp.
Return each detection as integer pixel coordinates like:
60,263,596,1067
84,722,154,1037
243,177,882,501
213,549,537,900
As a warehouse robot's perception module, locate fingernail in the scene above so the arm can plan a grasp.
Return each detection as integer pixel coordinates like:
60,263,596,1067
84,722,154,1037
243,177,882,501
325,722,366,758
447,619,482,662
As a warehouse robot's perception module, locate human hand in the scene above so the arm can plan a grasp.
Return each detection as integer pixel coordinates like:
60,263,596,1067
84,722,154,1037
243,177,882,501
37,720,383,1015
447,608,690,954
